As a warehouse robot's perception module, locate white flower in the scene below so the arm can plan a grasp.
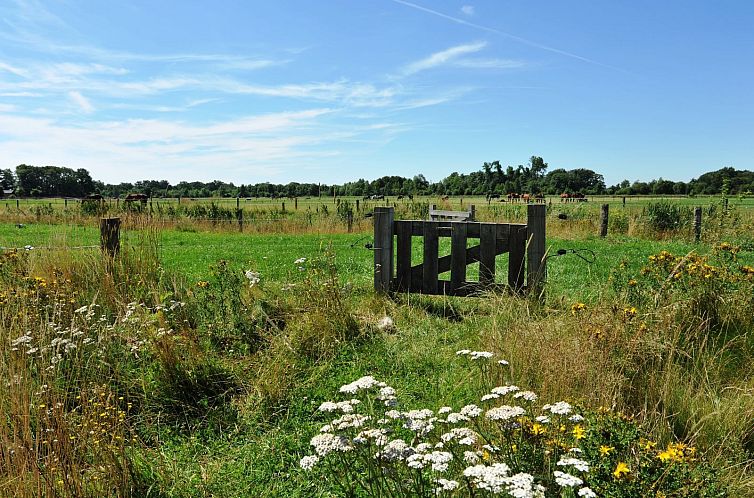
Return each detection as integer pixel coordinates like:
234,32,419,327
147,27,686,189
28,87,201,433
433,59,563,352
470,351,493,360
435,478,459,491
460,404,482,418
294,257,307,264
481,394,499,401
310,433,352,456
440,428,477,445
244,270,260,286
299,455,319,470
513,391,538,402
339,376,380,394
354,428,388,446
455,349,471,356
376,316,394,331
535,415,551,424
12,335,32,347
438,406,453,414
485,405,526,421
330,413,370,431
446,412,469,424
498,359,510,366
553,471,583,488
376,439,413,461
318,400,359,413
557,457,590,473
491,385,520,396
463,450,481,464
543,401,573,415
378,386,397,406
463,463,511,493
578,487,597,498
569,414,585,422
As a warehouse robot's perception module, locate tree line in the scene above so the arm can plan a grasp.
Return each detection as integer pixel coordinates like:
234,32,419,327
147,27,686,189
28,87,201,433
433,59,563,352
2,160,752,199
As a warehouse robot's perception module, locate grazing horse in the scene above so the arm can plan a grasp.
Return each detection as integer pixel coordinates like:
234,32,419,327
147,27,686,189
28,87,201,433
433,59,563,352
521,193,531,203
534,193,545,204
560,193,570,203
507,192,520,203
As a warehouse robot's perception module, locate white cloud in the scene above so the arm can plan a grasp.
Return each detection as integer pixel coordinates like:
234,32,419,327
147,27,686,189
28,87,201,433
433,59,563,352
401,41,487,76
0,108,386,182
68,91,94,113
460,5,475,17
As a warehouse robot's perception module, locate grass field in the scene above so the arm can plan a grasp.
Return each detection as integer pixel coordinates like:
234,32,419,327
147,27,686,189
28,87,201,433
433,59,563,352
1,199,753,496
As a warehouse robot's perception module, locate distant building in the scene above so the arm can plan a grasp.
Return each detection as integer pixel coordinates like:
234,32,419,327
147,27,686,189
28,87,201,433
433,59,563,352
2,189,14,198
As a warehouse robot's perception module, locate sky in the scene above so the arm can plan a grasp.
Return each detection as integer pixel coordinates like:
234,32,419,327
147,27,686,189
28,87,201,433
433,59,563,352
1,0,753,186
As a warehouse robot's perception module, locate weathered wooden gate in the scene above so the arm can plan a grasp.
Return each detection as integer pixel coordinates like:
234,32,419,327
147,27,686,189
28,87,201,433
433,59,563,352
374,205,546,296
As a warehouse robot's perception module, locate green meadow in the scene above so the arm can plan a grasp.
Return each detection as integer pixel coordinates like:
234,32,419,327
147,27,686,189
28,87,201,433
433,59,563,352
1,197,753,496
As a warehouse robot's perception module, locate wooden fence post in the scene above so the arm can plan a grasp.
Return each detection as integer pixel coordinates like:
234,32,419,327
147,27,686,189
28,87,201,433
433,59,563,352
100,217,120,257
469,204,476,221
373,207,394,293
295,197,298,210
526,204,546,295
356,199,360,212
282,202,286,213
600,204,609,237
694,207,702,242
347,211,353,233
237,208,243,232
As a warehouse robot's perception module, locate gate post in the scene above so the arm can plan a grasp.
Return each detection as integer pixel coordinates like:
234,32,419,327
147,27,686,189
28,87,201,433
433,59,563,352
374,207,394,293
526,204,546,295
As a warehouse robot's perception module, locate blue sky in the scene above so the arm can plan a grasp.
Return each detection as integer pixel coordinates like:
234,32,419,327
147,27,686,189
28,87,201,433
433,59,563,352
1,0,752,186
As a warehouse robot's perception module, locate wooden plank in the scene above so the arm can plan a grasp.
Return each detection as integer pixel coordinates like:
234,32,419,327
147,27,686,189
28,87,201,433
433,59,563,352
409,221,522,238
395,221,412,291
479,223,496,285
422,222,439,294
508,225,526,292
450,222,468,293
526,204,547,295
373,207,394,293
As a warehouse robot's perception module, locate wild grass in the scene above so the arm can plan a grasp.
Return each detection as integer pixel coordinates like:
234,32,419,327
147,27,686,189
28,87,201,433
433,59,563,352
0,207,753,496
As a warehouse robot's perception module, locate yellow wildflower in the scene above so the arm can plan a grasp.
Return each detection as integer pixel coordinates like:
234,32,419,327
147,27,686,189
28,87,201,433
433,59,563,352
599,445,614,456
572,425,585,440
613,461,630,479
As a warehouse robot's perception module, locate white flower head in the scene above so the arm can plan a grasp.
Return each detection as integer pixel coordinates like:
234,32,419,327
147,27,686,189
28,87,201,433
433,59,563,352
299,455,319,470
553,471,583,488
485,405,526,422
578,487,597,498
470,351,494,360
557,457,590,473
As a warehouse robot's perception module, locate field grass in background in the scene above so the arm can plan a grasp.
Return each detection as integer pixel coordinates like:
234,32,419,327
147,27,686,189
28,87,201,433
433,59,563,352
1,200,753,496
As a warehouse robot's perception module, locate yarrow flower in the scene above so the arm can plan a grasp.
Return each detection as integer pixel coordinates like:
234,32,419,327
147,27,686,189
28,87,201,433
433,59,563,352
554,470,583,488
485,405,526,422
435,478,459,492
557,456,590,473
578,487,597,498
459,404,482,418
469,351,494,360
339,376,381,394
310,433,352,456
244,270,260,286
299,455,319,470
542,401,573,415
513,390,538,402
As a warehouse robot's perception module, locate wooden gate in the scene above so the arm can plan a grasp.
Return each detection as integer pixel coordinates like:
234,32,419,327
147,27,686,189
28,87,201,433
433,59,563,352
374,205,546,296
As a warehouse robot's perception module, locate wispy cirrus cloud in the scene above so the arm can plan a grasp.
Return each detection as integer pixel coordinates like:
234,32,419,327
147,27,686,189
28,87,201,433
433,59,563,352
391,0,628,73
401,41,487,76
67,91,94,113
